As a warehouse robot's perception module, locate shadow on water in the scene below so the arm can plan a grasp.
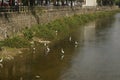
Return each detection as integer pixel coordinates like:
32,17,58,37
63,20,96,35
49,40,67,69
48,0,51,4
95,17,115,42
0,14,119,80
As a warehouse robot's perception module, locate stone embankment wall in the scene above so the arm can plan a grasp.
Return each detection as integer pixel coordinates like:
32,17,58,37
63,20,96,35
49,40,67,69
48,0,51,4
0,6,118,40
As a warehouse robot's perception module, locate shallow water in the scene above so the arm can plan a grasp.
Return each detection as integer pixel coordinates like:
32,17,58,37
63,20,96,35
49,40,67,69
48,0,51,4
0,13,120,80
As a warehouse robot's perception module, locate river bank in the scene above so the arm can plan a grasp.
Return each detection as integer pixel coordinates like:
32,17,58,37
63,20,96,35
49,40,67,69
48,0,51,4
0,6,118,40
0,10,119,59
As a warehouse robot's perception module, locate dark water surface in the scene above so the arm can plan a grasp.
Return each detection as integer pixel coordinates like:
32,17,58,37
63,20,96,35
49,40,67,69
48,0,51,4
0,13,120,80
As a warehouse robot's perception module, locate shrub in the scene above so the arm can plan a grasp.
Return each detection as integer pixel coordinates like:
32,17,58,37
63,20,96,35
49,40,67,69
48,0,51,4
23,29,33,40
0,36,30,48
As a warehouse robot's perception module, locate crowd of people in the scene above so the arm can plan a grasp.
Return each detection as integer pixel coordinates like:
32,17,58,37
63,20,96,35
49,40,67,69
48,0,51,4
0,0,82,6
0,0,82,12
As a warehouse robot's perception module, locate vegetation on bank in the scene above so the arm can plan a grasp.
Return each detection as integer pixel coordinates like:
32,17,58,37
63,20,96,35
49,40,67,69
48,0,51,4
0,11,118,48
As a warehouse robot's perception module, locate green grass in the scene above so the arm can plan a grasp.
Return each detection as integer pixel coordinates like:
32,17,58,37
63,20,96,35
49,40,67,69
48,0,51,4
0,36,30,48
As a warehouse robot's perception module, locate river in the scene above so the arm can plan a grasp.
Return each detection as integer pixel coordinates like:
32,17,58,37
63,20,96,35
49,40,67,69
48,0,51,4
0,13,120,80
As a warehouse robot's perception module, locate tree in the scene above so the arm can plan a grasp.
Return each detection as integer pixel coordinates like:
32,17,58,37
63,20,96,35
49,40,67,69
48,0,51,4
97,0,102,6
115,0,120,7
30,0,35,6
97,0,115,6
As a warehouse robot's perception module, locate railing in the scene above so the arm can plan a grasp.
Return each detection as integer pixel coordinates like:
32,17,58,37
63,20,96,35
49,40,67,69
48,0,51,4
0,6,30,12
0,4,84,13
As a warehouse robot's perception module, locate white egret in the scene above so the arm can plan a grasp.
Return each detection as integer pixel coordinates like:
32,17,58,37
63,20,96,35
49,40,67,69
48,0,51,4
55,30,58,36
46,46,50,53
20,77,23,80
32,47,36,54
6,55,14,60
33,47,36,51
0,57,3,63
0,63,3,68
18,50,22,54
61,48,64,54
75,41,78,47
61,54,64,60
75,41,78,45
36,75,40,78
30,41,34,45
69,36,72,42
44,43,47,46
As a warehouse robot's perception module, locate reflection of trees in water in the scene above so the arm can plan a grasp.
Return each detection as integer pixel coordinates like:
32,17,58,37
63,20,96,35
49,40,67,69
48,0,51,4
95,17,115,30
94,16,115,44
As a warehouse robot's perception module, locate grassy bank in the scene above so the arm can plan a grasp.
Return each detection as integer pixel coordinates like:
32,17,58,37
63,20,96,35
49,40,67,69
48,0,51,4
0,10,118,48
